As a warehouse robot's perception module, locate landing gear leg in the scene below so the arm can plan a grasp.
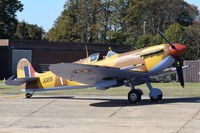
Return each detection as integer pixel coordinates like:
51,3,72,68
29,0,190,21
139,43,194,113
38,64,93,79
127,81,142,103
25,92,35,98
145,80,163,102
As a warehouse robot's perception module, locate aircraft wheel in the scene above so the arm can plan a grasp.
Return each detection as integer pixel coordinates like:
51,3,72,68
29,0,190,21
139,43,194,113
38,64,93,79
25,93,32,98
150,93,163,102
136,88,143,95
128,89,141,103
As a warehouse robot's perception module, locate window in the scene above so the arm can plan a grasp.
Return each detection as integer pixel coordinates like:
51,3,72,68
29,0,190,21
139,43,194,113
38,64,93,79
89,53,100,62
106,51,118,58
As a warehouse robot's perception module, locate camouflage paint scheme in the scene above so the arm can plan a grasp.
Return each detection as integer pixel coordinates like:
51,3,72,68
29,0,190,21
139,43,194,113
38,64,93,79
89,44,170,72
16,43,186,92
17,59,85,90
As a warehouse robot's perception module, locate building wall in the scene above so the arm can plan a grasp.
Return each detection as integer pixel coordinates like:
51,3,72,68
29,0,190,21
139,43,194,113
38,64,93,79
32,50,89,72
0,48,10,79
0,39,131,79
12,50,32,75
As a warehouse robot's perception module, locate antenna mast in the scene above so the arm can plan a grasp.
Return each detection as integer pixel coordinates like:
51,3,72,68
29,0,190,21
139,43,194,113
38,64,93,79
85,44,89,58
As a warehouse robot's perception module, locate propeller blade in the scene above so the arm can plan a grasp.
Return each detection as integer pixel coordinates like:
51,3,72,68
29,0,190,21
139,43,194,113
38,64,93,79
157,29,185,88
175,57,184,88
157,29,176,49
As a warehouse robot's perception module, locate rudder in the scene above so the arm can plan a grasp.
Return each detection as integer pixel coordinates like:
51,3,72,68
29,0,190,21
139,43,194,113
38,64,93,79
17,58,38,78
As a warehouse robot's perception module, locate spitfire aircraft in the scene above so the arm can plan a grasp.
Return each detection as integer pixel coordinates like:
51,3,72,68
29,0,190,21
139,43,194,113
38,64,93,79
6,30,187,103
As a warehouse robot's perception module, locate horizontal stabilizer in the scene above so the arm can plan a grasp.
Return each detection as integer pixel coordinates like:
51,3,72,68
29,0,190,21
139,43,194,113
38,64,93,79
5,75,39,86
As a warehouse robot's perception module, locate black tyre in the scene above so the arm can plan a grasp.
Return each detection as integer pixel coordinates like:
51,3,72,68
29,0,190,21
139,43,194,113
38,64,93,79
150,93,163,102
25,93,32,98
136,88,143,95
128,89,141,103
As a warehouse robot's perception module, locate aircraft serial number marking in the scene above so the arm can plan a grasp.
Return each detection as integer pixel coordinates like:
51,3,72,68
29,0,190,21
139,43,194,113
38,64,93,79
74,69,91,73
43,77,53,83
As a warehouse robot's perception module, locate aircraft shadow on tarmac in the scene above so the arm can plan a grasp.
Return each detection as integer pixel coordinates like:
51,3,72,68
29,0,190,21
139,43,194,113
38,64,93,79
31,96,200,107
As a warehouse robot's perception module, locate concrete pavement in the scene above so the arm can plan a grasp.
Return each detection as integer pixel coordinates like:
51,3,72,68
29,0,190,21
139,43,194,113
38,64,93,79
0,95,200,133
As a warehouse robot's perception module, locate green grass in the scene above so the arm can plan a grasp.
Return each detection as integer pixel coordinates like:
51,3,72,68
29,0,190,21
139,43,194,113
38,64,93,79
0,80,200,97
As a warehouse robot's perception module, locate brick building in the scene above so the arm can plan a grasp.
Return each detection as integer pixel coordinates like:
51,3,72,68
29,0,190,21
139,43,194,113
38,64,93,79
0,39,131,79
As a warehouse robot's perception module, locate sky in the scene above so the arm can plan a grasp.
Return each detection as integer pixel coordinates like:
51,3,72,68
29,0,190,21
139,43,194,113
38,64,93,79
17,0,200,32
17,0,66,32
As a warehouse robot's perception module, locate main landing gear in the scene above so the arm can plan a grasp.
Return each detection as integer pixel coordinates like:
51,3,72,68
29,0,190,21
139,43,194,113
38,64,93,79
127,81,143,103
128,89,143,103
127,80,163,103
146,81,163,102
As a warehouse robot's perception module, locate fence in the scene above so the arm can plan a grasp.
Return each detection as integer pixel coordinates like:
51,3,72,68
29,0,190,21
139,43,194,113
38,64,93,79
151,60,200,83
184,60,200,83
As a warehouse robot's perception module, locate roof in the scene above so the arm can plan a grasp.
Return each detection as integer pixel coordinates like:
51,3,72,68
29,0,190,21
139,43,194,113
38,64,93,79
0,39,131,52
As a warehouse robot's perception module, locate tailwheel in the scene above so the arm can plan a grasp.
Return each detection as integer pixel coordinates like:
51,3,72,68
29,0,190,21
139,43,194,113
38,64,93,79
25,93,32,98
128,89,142,103
150,92,163,102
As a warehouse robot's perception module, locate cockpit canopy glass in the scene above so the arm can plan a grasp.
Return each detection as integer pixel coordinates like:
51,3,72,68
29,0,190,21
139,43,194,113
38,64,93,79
88,51,118,62
89,53,100,62
106,51,118,58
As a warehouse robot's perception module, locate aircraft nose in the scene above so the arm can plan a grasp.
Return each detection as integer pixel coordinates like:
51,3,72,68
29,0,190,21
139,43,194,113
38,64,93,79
169,44,187,57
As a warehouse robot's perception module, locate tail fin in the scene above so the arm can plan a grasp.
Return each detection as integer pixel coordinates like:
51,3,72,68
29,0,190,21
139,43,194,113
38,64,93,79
17,58,38,78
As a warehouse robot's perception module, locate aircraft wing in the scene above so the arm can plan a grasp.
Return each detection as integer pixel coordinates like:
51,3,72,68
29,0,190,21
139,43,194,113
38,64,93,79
49,63,146,86
5,75,39,86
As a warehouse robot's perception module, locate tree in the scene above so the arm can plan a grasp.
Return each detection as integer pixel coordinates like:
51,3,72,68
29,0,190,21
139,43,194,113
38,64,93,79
122,0,145,45
0,0,23,39
106,0,129,44
46,0,103,43
183,24,200,60
46,0,199,48
27,24,44,40
15,21,45,40
164,23,185,43
142,0,199,34
14,21,29,39
135,34,154,49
